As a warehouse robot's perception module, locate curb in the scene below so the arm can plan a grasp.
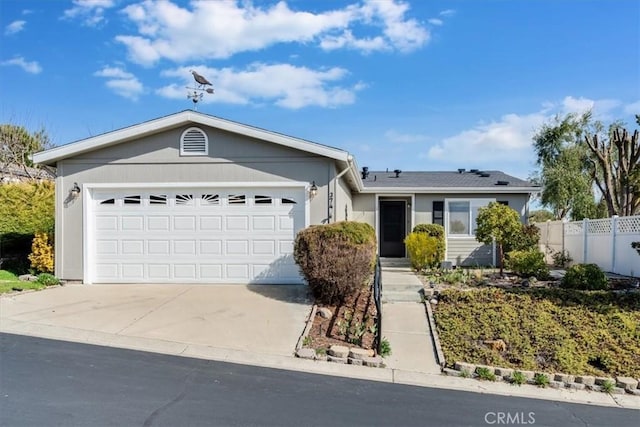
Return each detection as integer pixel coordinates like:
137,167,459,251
423,299,445,369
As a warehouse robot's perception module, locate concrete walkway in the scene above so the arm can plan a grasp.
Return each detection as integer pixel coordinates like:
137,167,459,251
380,258,441,374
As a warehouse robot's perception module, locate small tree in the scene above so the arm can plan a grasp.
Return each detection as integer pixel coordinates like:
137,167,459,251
475,202,522,275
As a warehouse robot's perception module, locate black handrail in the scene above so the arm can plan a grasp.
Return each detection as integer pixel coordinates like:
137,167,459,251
373,256,382,355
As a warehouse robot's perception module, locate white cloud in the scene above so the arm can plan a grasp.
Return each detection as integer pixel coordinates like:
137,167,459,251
5,20,26,35
63,0,115,27
385,129,431,143
624,100,640,116
116,0,429,65
158,63,363,109
94,66,143,100
428,18,443,26
560,96,621,120
1,56,42,74
439,9,456,17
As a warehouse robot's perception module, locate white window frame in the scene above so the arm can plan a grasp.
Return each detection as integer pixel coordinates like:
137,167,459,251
444,198,495,238
179,127,209,156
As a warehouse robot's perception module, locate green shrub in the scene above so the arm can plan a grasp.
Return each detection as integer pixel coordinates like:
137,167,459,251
404,232,438,271
379,338,392,357
601,380,615,393
36,273,59,287
561,264,608,290
476,367,496,381
505,224,541,253
506,249,549,279
510,371,526,386
294,221,376,305
533,373,550,388
28,232,54,274
412,224,445,266
0,181,54,235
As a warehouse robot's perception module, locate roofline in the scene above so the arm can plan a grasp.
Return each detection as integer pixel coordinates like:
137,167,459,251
32,110,350,166
359,187,540,194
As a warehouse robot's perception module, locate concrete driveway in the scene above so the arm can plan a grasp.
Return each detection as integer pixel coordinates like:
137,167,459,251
0,284,311,359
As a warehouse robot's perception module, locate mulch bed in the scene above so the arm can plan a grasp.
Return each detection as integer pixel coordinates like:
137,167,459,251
306,285,378,352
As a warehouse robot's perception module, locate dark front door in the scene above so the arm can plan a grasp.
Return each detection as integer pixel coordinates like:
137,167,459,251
380,200,406,257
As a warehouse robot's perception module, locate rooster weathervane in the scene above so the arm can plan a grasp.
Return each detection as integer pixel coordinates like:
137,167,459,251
187,70,214,109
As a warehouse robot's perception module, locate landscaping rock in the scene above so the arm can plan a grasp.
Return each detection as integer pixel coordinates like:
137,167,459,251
296,348,316,360
567,383,586,391
626,389,640,396
316,307,333,319
595,377,615,386
328,345,349,358
327,355,348,364
363,356,383,368
554,373,575,384
483,339,507,352
18,274,38,282
587,384,602,392
454,362,476,373
443,368,461,377
423,288,435,298
348,358,363,366
610,387,626,395
549,381,563,389
429,298,438,305
494,367,514,378
575,375,596,386
616,377,639,391
349,348,374,360
519,370,535,380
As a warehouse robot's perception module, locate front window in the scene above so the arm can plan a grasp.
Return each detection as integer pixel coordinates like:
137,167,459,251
446,199,494,237
448,202,469,235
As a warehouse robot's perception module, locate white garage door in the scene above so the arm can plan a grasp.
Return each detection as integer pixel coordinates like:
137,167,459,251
89,187,306,284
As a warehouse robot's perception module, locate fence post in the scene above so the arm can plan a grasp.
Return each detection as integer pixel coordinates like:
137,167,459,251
583,218,589,264
611,215,618,274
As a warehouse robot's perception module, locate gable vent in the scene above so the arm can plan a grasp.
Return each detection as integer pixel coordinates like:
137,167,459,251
180,127,208,156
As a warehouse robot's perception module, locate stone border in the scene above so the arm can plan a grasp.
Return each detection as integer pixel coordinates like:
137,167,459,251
294,305,385,368
444,362,640,396
423,299,445,369
294,304,317,352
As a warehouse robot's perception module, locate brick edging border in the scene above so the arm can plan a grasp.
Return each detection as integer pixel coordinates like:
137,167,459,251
445,362,640,396
423,300,446,370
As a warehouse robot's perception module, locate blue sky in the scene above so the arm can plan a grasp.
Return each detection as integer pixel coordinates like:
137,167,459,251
1,0,638,180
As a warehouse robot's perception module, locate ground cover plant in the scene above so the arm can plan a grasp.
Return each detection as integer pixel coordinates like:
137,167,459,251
0,270,45,294
434,287,640,378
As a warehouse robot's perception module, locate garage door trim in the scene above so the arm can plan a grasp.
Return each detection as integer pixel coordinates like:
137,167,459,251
82,181,311,284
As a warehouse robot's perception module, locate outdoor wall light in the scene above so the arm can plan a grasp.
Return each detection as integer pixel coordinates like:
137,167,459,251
309,181,318,198
70,182,81,198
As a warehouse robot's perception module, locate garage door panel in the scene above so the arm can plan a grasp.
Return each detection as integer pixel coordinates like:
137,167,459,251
92,188,305,284
122,264,144,279
148,240,170,255
173,240,196,255
200,216,222,231
148,264,170,280
96,216,118,231
96,240,118,255
148,216,170,231
122,240,144,255
174,216,196,231
200,240,222,255
226,240,249,255
122,216,144,231
226,216,249,231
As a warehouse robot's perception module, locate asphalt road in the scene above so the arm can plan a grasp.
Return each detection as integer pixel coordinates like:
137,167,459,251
0,333,637,427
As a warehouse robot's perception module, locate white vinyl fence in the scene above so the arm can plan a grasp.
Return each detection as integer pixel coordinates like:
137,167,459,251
535,215,640,278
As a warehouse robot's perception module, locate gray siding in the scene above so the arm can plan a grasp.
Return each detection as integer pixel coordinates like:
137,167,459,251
56,124,341,281
447,238,494,267
352,193,375,227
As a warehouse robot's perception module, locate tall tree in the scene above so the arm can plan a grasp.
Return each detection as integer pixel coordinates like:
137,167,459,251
532,112,600,220
584,115,640,216
0,124,52,179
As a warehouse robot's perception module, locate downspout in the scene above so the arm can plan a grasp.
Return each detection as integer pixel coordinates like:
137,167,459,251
331,155,354,223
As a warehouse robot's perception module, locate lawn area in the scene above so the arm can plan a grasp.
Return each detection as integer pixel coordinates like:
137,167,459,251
434,287,640,378
0,270,45,294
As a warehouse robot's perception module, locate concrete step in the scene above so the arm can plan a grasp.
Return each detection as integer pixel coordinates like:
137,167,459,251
384,284,423,293
382,290,423,303
380,258,411,268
